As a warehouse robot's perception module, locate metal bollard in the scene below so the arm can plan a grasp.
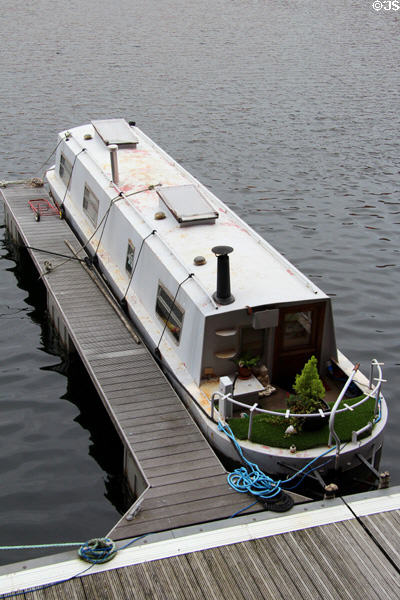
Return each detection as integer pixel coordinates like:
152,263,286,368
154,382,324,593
378,471,390,489
324,483,339,499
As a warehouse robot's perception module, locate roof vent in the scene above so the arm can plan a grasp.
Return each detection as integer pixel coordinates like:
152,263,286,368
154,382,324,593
91,119,139,149
212,246,235,305
157,185,218,227
108,145,119,185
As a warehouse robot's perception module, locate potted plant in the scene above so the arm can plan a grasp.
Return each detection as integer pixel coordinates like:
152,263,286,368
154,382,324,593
287,355,327,431
235,352,260,380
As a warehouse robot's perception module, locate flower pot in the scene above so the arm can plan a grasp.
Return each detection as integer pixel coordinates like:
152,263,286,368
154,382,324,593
238,366,252,380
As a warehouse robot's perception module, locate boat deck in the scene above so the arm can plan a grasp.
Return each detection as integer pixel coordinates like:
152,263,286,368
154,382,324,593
0,487,399,599
1,183,267,540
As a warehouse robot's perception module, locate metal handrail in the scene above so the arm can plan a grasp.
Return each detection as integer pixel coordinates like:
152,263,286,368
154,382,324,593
211,359,384,443
328,362,360,448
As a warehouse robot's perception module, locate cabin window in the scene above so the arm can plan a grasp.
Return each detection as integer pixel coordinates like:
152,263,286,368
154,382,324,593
125,240,135,274
59,153,73,185
281,311,312,350
83,185,99,226
156,283,184,342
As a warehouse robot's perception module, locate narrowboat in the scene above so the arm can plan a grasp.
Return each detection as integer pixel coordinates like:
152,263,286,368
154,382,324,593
45,119,387,486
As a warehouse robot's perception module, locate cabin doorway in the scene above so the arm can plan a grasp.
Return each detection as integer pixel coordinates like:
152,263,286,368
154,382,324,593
273,302,326,390
240,326,265,361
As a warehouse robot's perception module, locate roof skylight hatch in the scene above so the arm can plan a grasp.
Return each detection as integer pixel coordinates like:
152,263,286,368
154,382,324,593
91,119,139,149
157,185,219,227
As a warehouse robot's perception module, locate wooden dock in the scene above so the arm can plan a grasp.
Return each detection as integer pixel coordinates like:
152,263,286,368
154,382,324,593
1,183,268,541
0,487,399,599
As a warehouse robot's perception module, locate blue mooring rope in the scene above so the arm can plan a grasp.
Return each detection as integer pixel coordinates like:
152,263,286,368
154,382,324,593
78,538,117,563
218,421,337,496
0,537,117,564
218,421,282,499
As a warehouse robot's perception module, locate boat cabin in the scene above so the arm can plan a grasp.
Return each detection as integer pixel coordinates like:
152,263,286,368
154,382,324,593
46,119,337,394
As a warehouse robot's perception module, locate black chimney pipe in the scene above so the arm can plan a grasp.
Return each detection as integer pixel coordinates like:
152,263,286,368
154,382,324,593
212,246,235,305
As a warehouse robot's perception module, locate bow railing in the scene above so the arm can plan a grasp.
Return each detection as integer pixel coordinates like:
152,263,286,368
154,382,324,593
210,359,384,450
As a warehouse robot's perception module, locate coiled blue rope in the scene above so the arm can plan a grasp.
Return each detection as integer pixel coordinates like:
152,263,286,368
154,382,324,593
78,537,117,563
218,421,337,495
218,422,282,499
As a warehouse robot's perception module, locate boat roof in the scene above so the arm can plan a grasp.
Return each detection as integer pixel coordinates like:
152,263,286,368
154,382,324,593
61,120,328,313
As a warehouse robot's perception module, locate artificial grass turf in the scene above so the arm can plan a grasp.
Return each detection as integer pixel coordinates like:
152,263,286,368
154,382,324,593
227,395,377,451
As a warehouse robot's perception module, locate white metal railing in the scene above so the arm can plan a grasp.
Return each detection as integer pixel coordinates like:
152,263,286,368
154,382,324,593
211,359,384,450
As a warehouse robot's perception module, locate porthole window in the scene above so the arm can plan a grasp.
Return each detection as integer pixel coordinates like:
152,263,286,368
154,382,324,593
155,283,184,342
59,153,73,185
125,240,135,274
83,185,99,226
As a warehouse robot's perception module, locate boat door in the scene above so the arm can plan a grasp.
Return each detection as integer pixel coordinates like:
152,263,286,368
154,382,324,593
273,302,326,389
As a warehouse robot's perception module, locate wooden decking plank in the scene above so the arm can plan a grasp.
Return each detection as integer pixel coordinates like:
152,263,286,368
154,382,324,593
361,510,400,570
127,425,201,445
24,577,86,599
204,546,252,600
113,403,184,421
220,541,284,600
126,418,193,437
89,351,148,367
269,532,326,600
129,483,237,513
148,464,223,487
120,409,189,426
53,296,112,309
251,537,309,600
119,560,179,600
68,329,133,344
112,499,257,540
154,554,207,600
139,558,189,600
181,551,226,600
111,393,176,409
65,307,129,322
133,437,207,456
336,520,400,598
116,565,155,600
283,529,339,599
184,547,244,600
77,340,141,355
116,563,165,600
95,359,165,375
299,524,369,600
86,365,161,385
105,383,171,400
81,569,126,600
98,371,166,386
112,395,177,412
120,414,189,432
144,456,220,479
65,315,129,329
139,447,220,470
100,371,167,388
143,474,229,498
296,522,391,600
87,347,149,361
136,489,251,522
45,279,96,291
